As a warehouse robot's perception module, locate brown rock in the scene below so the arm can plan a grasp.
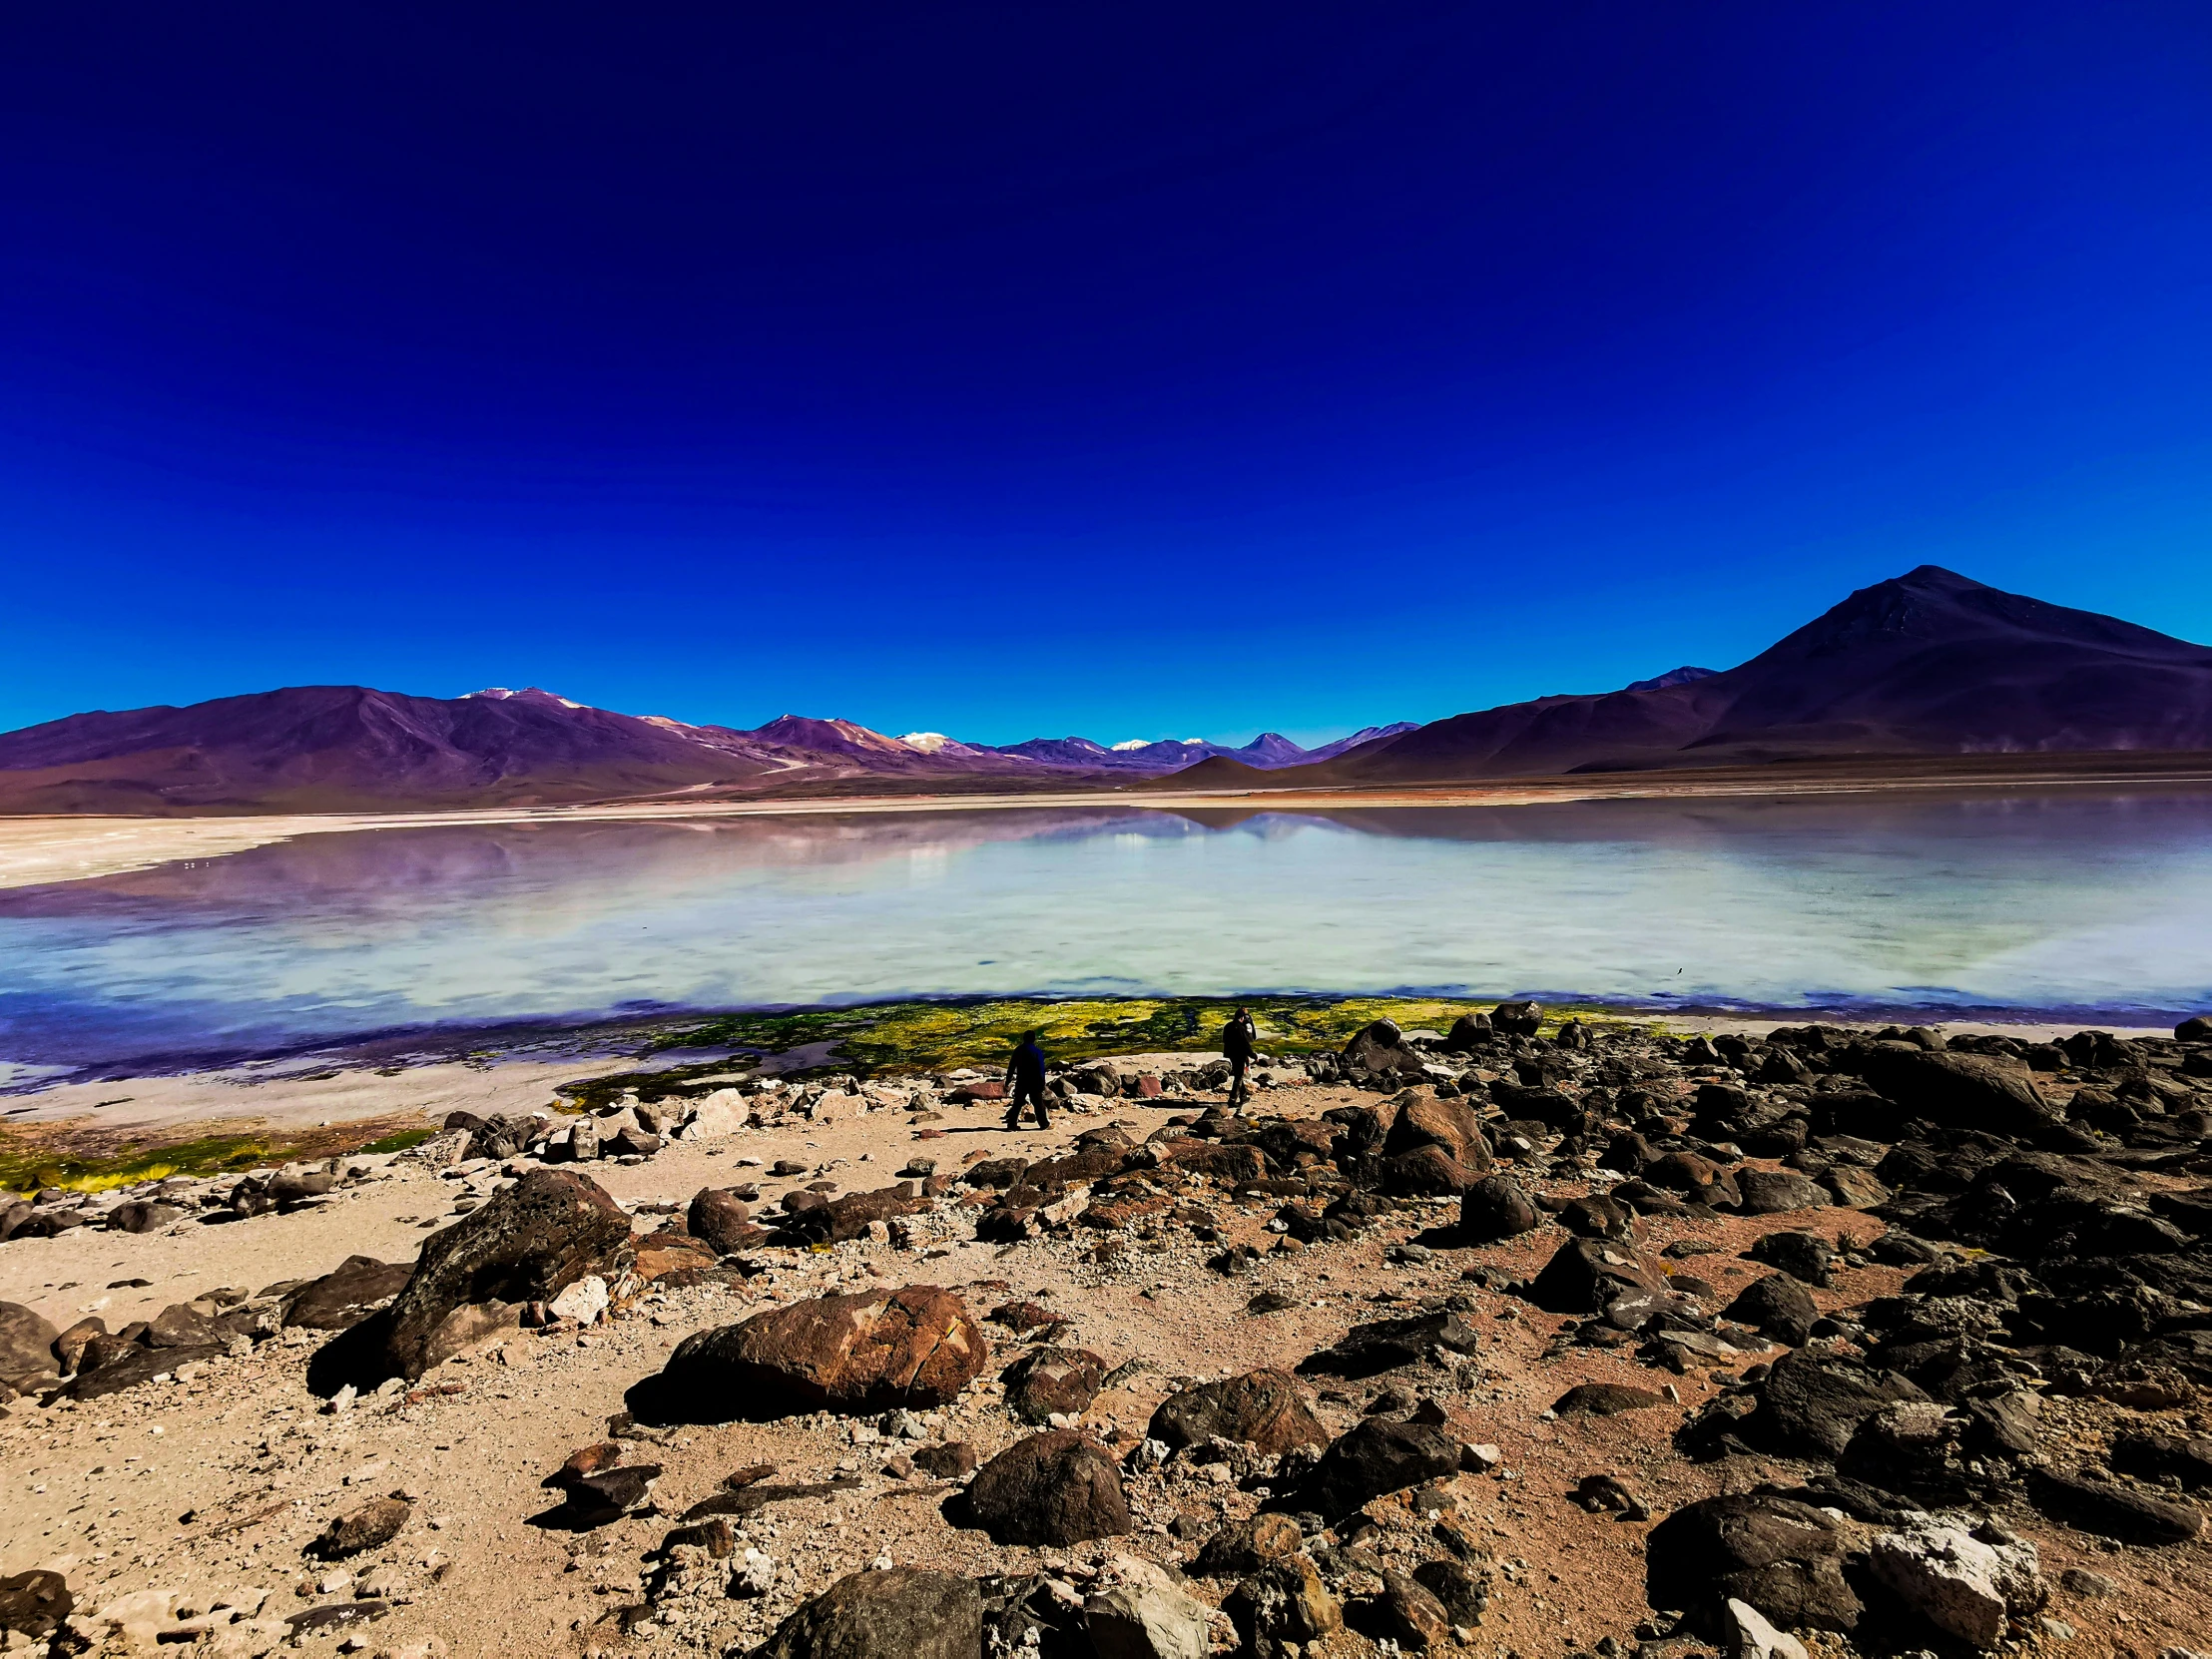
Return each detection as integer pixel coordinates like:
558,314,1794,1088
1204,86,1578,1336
688,1188,758,1255
52,1318,106,1377
1225,1554,1343,1653
756,1568,982,1659
1368,1569,1452,1651
1147,1368,1329,1455
364,1169,630,1382
1552,1382,1665,1415
1193,1512,1305,1577
1000,1346,1105,1424
281,1256,413,1331
0,1570,73,1638
962,1429,1132,1546
911,1440,979,1479
0,1303,61,1387
1383,1092,1493,1172
660,1285,987,1415
312,1496,411,1558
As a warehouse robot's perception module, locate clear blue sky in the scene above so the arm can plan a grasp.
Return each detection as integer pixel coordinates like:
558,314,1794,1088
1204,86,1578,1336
3,3,2209,746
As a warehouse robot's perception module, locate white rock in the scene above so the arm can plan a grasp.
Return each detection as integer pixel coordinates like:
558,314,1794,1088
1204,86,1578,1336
728,1548,777,1598
549,1276,610,1325
1086,1557,1210,1659
1723,1598,1807,1659
677,1089,748,1141
1868,1514,2041,1649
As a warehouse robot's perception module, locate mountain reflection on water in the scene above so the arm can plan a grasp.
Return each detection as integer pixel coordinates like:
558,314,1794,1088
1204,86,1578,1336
2,790,2209,1070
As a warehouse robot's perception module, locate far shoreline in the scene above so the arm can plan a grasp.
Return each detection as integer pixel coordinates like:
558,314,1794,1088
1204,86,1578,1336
5,749,2211,890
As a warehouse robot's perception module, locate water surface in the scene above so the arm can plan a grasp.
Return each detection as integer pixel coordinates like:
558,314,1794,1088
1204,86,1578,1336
2,790,2209,1072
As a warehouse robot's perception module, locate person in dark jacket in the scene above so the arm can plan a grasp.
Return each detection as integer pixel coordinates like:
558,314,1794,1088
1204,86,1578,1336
1004,1030,1050,1129
1223,1007,1258,1109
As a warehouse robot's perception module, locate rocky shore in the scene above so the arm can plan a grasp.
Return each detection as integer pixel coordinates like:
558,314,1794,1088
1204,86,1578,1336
3,1009,2210,1659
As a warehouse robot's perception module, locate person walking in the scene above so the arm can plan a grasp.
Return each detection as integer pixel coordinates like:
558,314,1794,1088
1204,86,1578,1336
1004,1029,1051,1129
1223,1007,1259,1110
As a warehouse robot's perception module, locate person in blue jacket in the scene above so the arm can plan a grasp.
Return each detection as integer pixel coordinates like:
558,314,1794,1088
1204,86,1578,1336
1004,1030,1051,1129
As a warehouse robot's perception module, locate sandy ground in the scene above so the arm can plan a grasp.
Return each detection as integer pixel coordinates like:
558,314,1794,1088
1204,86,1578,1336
2,1059,643,1136
3,1078,2206,1659
8,753,2212,889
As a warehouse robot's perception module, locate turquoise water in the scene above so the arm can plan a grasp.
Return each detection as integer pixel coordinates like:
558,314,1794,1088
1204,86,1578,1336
2,790,2210,1072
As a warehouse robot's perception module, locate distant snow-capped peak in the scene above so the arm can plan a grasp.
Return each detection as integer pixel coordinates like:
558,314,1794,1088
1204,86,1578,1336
465,687,587,709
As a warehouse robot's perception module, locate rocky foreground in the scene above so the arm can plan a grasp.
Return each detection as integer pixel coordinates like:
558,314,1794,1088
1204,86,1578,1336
3,1008,2211,1659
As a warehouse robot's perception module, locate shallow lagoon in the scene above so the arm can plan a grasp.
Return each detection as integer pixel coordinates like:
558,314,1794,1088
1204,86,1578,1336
2,789,2209,1071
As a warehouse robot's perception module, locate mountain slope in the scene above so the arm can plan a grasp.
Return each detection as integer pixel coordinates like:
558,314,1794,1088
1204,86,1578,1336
1313,566,2212,783
0,686,782,814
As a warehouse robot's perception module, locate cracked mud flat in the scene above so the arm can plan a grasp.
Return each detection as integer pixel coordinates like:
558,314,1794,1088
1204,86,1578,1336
3,1020,2210,1659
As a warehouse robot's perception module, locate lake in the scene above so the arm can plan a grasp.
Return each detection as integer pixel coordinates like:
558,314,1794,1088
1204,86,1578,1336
2,788,2210,1075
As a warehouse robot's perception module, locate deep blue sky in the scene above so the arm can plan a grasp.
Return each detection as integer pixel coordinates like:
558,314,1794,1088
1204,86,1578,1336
4,4,2210,746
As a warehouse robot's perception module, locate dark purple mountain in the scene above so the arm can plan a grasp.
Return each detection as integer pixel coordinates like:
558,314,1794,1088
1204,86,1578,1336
1309,566,2212,783
0,686,782,814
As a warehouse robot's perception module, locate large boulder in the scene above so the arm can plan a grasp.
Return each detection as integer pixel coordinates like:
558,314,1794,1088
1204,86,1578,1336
1382,1092,1492,1172
962,1430,1132,1546
1459,1175,1538,1240
1855,1047,2060,1139
658,1285,986,1417
1645,1493,1862,1633
1867,1516,2042,1648
105,1200,183,1234
1489,1000,1543,1037
1525,1238,1669,1315
1342,1020,1421,1077
1224,1555,1343,1656
281,1257,414,1331
756,1569,982,1659
1297,1418,1462,1521
1754,1346,1930,1459
1379,1145,1486,1197
0,1570,73,1640
1084,1557,1211,1659
1736,1170,1830,1216
687,1188,765,1255
2026,1466,2201,1545
338,1169,630,1383
0,1302,62,1386
1724,1276,1819,1347
1147,1369,1328,1456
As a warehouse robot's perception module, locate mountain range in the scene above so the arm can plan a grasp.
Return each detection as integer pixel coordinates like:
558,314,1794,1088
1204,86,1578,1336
2,565,2207,814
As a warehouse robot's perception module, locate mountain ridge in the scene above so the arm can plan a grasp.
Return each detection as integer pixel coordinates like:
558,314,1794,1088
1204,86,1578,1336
3,567,2207,813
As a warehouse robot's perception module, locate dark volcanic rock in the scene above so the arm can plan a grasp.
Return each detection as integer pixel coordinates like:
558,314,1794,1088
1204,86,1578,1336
1148,1368,1328,1455
1343,1019,1422,1077
1855,1047,2062,1140
332,1169,630,1384
1298,1311,1480,1378
1489,1001,1543,1037
2108,1429,2212,1490
1193,1513,1306,1577
756,1569,983,1659
1382,1093,1492,1172
1552,1382,1664,1415
656,1285,986,1417
1746,1231,1836,1287
1645,1492,1861,1633
1736,1169,1831,1215
1754,1346,1931,1459
0,1303,61,1386
281,1256,414,1331
687,1188,762,1255
1724,1276,1819,1347
1558,1193,1636,1240
105,1200,183,1234
311,1497,411,1558
1525,1238,1669,1315
962,1430,1132,1545
2026,1466,2201,1544
1299,1419,1463,1521
1379,1145,1484,1197
1459,1176,1538,1241
0,1570,73,1638
999,1346,1105,1424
